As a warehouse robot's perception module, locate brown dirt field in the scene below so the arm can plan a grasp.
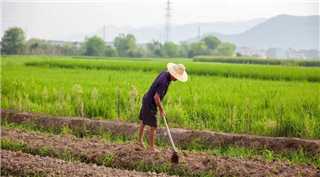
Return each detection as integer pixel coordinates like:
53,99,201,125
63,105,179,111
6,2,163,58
1,150,173,177
2,109,320,155
2,128,319,177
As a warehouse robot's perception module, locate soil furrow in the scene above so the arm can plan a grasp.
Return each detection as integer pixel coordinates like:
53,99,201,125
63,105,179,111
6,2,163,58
1,127,318,177
1,150,172,177
2,109,320,155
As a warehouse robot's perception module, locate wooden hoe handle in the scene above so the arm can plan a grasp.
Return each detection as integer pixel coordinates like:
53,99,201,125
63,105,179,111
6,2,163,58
163,116,177,153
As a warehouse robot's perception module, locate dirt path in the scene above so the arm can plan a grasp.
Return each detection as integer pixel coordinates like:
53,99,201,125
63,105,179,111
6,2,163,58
2,109,320,155
2,128,318,177
1,150,173,177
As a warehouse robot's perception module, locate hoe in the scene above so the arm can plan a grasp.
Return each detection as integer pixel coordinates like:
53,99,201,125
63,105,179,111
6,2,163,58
163,116,179,163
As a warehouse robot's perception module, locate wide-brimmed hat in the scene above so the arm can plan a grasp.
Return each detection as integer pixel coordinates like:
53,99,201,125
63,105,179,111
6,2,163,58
167,62,188,82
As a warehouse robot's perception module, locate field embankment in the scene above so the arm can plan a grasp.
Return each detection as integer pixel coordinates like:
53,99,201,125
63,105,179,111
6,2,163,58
2,109,320,155
2,127,318,177
1,150,171,177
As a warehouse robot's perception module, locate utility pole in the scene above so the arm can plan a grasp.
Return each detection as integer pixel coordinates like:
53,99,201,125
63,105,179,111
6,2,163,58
25,27,28,40
159,33,162,43
164,0,172,42
198,25,201,41
103,25,106,41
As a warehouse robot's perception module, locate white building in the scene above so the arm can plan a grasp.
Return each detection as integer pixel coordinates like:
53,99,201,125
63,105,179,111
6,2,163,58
51,40,65,46
266,48,286,59
236,47,266,58
286,49,306,59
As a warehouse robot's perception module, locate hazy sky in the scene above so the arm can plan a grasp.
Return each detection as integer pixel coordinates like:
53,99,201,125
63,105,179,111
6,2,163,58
2,0,319,40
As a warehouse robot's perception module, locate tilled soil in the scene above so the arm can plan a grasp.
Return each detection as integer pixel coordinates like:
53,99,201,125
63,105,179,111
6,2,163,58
2,128,319,177
1,150,173,177
2,109,320,155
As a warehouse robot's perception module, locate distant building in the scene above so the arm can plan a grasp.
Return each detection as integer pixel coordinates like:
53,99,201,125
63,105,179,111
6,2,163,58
237,46,318,60
286,48,306,59
136,43,148,49
266,48,286,59
50,40,82,48
301,49,320,59
72,42,81,48
51,40,65,46
105,41,115,48
105,41,148,49
236,47,266,58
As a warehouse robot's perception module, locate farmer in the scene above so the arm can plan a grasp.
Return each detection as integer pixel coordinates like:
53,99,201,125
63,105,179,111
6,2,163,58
137,63,188,152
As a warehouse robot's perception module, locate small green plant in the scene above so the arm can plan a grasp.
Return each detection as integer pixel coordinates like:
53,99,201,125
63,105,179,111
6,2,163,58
60,125,73,136
297,170,301,177
273,165,277,173
263,150,275,162
57,151,81,162
38,146,49,156
101,154,114,167
100,131,112,142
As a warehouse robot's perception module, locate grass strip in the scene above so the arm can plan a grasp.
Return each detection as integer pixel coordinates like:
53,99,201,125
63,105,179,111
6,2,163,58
24,59,320,82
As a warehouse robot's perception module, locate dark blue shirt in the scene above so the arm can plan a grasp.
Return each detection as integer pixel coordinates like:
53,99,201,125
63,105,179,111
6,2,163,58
143,71,172,105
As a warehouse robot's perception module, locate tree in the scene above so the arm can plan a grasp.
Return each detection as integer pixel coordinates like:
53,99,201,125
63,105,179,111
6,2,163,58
236,52,242,57
179,41,189,58
162,41,179,57
26,38,52,55
189,41,207,58
201,36,221,50
83,36,106,56
105,45,117,57
215,42,236,56
1,27,26,54
154,48,163,57
146,40,162,57
62,42,77,56
114,34,137,57
252,54,260,58
0,41,2,55
153,40,163,57
128,47,146,58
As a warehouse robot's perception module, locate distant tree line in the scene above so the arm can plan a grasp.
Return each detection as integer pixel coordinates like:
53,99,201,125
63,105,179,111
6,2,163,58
1,27,236,58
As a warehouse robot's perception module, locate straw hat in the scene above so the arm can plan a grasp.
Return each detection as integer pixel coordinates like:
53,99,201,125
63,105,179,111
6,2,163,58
167,63,188,82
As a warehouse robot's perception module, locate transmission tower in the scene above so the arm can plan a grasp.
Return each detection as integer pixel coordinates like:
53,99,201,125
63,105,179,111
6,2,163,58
164,0,172,42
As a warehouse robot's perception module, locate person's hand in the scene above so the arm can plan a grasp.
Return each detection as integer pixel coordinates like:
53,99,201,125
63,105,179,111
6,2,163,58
160,110,166,118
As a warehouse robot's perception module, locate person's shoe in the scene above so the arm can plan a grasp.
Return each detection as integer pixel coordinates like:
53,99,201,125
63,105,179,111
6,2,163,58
135,141,146,149
149,147,160,152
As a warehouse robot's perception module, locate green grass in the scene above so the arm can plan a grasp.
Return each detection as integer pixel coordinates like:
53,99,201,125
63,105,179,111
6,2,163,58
1,55,320,139
24,57,320,82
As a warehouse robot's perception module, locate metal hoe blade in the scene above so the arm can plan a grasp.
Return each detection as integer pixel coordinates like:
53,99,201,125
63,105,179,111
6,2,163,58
171,151,179,163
